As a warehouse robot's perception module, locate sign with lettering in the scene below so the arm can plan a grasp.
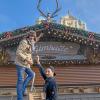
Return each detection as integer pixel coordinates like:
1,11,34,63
2,42,86,64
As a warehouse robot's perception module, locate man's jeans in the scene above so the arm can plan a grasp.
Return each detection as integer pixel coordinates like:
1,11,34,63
16,65,35,100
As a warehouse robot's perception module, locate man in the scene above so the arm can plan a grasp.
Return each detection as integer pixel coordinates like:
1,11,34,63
15,31,43,100
35,55,57,100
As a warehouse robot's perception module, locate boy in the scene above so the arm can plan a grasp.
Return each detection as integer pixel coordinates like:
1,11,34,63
35,55,57,100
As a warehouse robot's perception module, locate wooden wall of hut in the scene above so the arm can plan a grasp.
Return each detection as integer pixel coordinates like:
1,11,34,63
0,64,100,87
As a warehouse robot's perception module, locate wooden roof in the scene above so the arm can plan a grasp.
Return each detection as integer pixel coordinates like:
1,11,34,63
0,23,100,48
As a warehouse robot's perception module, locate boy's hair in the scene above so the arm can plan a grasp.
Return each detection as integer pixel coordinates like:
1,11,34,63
48,66,56,76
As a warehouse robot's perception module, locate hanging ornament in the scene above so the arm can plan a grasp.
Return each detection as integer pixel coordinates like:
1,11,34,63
4,32,13,39
21,27,28,32
88,32,95,41
43,22,50,29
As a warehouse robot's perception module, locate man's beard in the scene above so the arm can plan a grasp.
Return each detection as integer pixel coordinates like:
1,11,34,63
28,39,35,45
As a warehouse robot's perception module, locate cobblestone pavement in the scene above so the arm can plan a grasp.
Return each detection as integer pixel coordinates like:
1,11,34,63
1,93,100,100
0,96,28,100
58,93,100,100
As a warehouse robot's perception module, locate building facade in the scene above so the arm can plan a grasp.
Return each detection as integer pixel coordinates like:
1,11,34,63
60,11,87,30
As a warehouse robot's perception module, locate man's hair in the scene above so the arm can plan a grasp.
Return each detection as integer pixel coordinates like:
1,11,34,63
26,31,36,38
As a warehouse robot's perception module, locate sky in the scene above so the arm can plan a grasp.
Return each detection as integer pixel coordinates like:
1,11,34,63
0,0,100,34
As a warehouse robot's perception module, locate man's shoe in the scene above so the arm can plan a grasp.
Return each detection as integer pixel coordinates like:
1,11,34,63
23,90,28,96
23,92,27,96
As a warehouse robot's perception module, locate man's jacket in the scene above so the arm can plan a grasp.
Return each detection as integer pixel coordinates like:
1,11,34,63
15,39,33,68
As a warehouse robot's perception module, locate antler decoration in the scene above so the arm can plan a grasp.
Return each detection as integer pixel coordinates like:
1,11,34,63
37,0,61,21
51,0,61,18
37,0,47,18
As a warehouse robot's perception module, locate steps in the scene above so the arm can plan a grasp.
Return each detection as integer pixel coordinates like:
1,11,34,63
28,92,45,100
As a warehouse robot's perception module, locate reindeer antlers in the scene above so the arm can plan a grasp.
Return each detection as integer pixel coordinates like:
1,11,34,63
51,0,61,18
37,0,61,20
37,0,47,18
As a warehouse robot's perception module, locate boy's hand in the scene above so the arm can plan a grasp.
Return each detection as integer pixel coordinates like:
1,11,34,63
35,55,40,64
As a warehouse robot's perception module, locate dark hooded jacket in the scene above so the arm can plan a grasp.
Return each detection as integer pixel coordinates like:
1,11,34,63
36,64,57,100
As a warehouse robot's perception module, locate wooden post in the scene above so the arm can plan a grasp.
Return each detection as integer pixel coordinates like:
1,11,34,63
28,92,33,100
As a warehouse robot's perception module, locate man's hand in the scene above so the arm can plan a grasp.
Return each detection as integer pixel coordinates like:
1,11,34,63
26,60,33,65
39,33,44,38
25,57,33,65
36,33,44,42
